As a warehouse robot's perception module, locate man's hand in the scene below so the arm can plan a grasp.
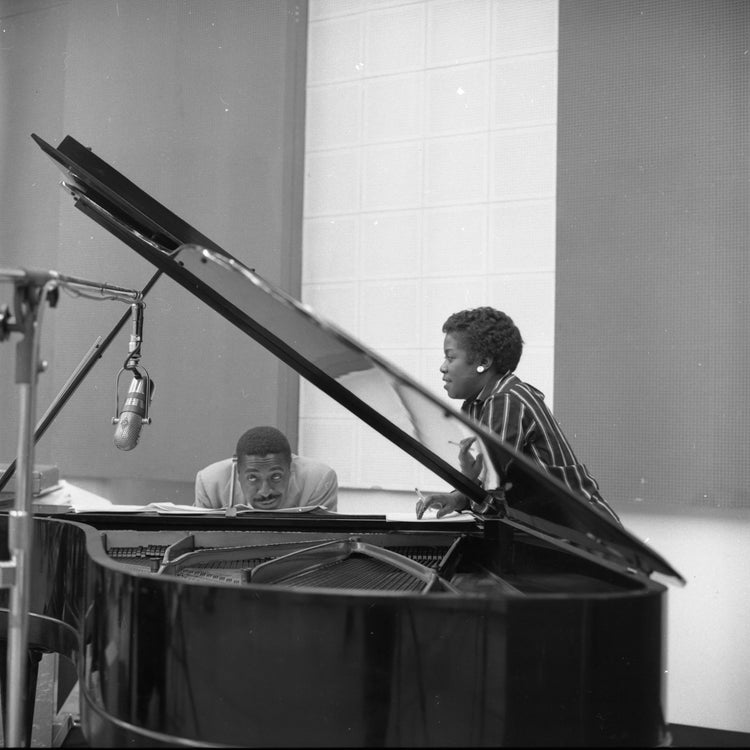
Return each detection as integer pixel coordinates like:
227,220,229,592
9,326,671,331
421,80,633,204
415,491,469,519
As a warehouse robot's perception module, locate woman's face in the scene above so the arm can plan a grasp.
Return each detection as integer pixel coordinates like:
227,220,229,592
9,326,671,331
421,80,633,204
440,332,486,400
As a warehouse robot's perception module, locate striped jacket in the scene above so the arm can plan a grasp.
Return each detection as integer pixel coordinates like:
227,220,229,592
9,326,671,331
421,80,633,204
462,372,620,524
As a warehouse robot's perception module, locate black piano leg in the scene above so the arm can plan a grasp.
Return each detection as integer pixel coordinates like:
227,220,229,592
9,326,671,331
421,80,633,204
0,645,44,747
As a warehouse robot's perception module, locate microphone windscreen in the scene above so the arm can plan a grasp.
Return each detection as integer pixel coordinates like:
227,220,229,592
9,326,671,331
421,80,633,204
113,376,152,451
113,412,143,451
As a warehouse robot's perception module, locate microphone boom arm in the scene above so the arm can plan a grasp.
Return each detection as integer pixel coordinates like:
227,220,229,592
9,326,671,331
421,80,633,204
0,269,162,493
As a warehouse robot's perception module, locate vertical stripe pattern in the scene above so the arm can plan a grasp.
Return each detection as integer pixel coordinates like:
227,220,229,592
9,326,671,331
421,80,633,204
463,373,620,523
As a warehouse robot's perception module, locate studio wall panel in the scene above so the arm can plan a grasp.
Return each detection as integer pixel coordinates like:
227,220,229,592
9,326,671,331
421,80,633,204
0,0,308,501
556,0,750,508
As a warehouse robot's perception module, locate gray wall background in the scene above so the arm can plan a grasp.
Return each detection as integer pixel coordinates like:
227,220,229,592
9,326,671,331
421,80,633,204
556,0,750,509
0,0,307,504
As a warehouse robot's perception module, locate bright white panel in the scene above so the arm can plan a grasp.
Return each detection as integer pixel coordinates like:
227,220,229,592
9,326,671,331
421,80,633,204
489,200,555,273
373,349,420,381
422,205,487,276
487,272,555,345
302,216,359,282
363,72,424,143
357,424,421,489
416,346,449,396
491,0,559,57
303,281,359,331
362,141,423,210
303,0,560,495
426,0,491,66
418,276,488,344
361,211,422,278
426,62,490,136
304,149,361,216
364,3,425,76
298,417,359,486
490,126,556,200
492,53,557,127
299,379,353,420
306,82,362,150
360,279,420,348
513,343,555,410
307,15,364,84
425,134,488,205
309,0,365,22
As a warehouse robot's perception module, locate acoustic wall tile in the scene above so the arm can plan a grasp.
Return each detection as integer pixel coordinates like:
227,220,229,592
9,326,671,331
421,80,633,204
375,349,420,391
426,0,491,66
364,0,423,9
415,346,453,401
308,14,364,84
426,62,490,136
361,211,422,278
306,82,362,150
418,276,488,344
491,0,558,57
360,279,420,348
304,149,361,216
302,216,359,282
302,0,560,493
309,0,365,22
362,141,423,211
303,281,359,331
487,272,555,345
414,346,445,392
489,200,555,273
363,72,424,143
491,53,557,127
364,3,425,76
424,134,488,206
298,417,358,486
357,424,420,489
513,343,555,411
299,379,352,420
422,205,487,276
490,126,556,200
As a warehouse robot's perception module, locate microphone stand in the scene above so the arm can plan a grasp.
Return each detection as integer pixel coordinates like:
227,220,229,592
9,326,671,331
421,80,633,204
0,267,146,748
0,269,162,494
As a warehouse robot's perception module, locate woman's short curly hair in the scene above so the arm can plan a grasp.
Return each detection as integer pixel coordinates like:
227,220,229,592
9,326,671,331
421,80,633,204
443,307,523,373
236,426,292,463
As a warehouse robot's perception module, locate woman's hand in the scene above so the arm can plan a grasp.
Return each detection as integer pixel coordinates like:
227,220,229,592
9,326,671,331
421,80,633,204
415,491,469,519
457,437,483,482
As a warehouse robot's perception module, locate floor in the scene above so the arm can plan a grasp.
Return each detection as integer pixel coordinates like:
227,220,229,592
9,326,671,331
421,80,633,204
0,653,82,748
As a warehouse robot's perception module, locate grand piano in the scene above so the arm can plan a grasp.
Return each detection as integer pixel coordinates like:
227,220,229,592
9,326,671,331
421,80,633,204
0,134,684,747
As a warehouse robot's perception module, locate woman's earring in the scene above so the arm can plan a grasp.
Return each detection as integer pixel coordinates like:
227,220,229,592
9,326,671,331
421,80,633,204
476,365,485,373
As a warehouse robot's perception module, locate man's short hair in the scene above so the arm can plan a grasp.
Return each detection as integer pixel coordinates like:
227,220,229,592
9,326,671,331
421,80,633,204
235,426,292,463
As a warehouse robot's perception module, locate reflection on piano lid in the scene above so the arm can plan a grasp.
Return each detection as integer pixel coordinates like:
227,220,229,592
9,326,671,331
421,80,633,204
31,132,682,586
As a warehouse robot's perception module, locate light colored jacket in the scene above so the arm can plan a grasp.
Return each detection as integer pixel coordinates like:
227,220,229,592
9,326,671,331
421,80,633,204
194,455,338,510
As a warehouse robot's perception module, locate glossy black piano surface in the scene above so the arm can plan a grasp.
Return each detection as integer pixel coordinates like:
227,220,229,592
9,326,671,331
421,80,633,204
2,512,667,747
0,135,685,747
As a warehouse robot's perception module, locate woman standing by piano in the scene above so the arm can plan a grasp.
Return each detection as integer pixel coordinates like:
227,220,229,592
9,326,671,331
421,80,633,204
416,306,620,524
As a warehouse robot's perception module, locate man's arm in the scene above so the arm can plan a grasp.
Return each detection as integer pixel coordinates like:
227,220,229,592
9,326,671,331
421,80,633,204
194,471,211,507
311,468,338,511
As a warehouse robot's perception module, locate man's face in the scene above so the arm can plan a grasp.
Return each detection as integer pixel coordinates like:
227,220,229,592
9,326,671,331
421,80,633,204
238,452,292,509
440,332,484,401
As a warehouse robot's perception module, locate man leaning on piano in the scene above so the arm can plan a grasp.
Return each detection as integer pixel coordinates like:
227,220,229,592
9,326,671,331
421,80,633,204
194,425,338,511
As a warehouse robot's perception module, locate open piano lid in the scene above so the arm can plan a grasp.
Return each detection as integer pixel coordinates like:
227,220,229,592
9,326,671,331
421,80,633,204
32,133,685,585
